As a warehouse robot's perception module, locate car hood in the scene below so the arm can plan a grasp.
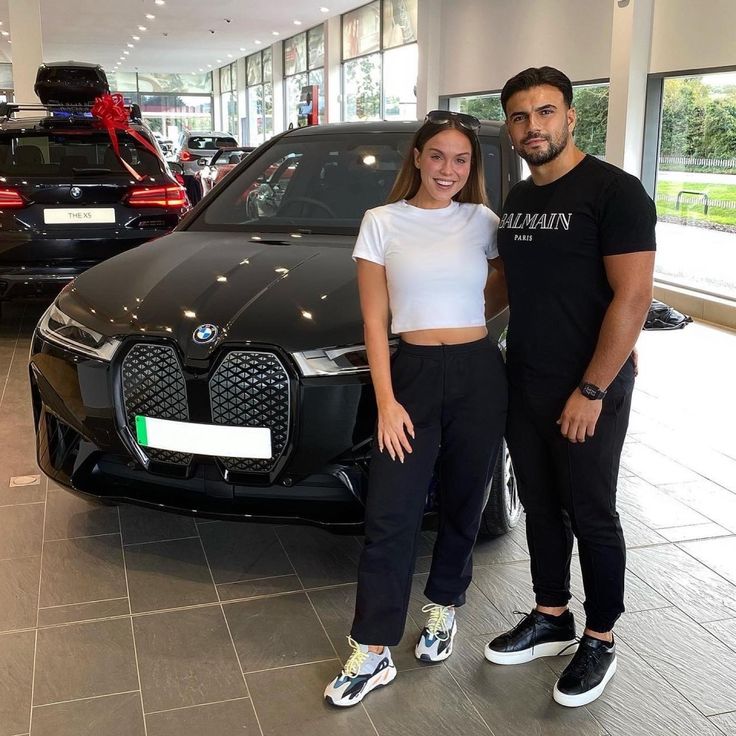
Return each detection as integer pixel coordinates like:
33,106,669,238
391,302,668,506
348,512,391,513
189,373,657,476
61,231,365,356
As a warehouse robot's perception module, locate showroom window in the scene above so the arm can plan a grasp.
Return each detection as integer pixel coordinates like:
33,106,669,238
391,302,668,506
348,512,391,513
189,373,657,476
219,62,238,137
447,82,609,157
342,0,418,121
283,25,325,128
246,49,274,146
650,70,736,300
107,71,214,140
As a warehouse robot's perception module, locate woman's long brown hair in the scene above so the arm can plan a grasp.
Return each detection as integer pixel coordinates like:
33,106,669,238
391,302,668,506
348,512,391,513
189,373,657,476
386,120,488,206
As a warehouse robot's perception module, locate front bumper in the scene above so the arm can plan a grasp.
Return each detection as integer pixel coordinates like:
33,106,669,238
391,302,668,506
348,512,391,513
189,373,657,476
30,332,376,528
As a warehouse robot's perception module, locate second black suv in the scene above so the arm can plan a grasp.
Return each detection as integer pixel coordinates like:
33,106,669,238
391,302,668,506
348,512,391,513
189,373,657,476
0,99,189,307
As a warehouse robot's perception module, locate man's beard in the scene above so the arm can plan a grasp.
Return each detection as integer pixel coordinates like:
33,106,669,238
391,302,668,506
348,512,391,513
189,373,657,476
518,127,569,166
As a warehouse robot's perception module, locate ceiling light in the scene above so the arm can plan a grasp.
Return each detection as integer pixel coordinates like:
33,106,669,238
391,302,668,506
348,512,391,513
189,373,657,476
227,53,233,58
199,67,204,71
145,13,155,19
127,43,135,48
239,47,245,51
272,31,280,36
124,50,130,55
1,31,8,37
138,25,147,31
154,0,165,5
294,20,302,25
216,59,222,63
254,40,262,45
132,35,140,40
320,6,330,12
119,56,125,60
207,64,212,68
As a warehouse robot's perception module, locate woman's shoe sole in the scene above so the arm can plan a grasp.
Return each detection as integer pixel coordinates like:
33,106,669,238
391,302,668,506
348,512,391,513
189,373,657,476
484,639,579,665
552,656,617,707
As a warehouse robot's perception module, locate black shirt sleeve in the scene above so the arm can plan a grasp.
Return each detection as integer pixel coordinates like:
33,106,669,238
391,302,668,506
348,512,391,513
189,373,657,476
597,174,657,256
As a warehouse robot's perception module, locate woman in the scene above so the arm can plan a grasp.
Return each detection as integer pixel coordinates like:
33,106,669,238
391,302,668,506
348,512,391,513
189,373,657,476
324,111,508,707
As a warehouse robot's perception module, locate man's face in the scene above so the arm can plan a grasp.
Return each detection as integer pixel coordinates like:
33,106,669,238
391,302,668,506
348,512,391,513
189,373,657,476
505,84,576,166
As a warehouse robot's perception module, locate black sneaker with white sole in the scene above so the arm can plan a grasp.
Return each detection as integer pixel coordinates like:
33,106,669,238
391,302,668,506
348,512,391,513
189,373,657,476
553,634,617,707
484,609,578,665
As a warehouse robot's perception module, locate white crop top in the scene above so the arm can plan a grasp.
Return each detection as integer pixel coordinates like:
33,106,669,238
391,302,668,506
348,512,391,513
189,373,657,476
352,200,500,334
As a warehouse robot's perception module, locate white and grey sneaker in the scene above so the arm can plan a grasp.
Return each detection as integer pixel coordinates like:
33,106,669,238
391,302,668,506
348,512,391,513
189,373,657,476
414,603,457,662
324,637,397,707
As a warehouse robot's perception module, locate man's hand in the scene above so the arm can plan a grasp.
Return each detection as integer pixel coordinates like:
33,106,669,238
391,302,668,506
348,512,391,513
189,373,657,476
557,390,603,443
631,346,639,377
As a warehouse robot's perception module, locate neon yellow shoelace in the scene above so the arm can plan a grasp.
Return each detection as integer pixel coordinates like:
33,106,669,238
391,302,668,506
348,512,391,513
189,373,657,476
422,603,453,641
343,636,370,677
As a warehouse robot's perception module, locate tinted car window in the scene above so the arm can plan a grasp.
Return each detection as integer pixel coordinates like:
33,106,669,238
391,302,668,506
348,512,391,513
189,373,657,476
193,132,502,235
187,136,237,150
0,130,163,178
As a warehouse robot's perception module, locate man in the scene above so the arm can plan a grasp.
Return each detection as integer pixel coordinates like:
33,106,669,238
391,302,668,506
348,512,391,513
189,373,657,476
484,67,656,707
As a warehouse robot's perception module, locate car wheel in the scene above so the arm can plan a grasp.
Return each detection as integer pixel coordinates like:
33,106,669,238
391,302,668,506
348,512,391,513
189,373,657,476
477,440,522,539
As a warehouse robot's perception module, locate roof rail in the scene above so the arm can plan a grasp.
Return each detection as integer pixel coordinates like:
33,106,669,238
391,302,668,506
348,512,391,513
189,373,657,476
0,101,142,124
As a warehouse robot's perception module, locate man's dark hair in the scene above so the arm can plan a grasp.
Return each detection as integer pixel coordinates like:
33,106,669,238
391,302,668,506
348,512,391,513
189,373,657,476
500,67,574,114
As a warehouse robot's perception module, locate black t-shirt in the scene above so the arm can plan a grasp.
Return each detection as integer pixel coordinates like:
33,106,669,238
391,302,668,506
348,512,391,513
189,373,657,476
497,155,657,394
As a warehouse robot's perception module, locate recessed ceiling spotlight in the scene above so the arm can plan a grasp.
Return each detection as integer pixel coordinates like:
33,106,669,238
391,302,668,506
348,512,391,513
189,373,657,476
207,63,212,67
254,40,262,45
154,0,165,5
124,50,130,55
272,31,280,36
127,43,135,48
138,25,147,31
119,56,125,60
132,35,140,40
199,67,203,71
239,47,245,51
1,31,8,36
227,53,233,58
145,13,155,19
320,6,330,12
293,20,302,25
216,59,222,63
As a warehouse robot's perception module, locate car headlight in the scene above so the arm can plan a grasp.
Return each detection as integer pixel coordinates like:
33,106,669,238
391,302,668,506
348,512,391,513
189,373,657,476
292,341,398,377
37,302,122,361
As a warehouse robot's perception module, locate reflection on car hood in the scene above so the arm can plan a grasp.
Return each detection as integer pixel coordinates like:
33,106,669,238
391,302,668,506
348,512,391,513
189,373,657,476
61,232,364,355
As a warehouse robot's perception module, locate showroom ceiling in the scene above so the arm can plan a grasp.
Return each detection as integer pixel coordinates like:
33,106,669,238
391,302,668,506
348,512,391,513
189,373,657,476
0,0,364,74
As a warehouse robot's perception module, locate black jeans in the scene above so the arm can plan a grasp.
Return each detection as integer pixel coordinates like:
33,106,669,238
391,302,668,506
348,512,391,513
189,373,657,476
350,337,507,646
506,382,632,633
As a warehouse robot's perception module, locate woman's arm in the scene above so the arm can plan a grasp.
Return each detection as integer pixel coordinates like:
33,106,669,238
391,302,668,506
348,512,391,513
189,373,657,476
356,258,414,462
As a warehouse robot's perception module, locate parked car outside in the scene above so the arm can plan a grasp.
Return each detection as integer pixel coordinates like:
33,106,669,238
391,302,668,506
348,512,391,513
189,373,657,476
174,130,238,204
197,146,255,196
30,120,521,536
0,102,189,309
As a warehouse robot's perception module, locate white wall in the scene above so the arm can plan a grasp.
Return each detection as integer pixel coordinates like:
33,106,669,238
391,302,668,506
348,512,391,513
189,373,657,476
650,0,736,74
438,0,613,96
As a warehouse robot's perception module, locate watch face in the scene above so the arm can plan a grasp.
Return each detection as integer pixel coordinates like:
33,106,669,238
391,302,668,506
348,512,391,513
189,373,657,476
580,383,604,400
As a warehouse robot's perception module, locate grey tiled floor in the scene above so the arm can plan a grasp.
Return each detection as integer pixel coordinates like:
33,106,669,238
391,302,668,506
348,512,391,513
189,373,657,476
1,300,736,736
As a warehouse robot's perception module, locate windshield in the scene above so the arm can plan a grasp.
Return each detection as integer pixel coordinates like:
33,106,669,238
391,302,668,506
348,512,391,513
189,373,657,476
191,131,503,235
187,136,237,150
0,129,163,178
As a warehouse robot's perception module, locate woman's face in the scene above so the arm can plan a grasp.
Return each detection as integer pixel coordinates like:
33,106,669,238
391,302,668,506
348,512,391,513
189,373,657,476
413,128,473,207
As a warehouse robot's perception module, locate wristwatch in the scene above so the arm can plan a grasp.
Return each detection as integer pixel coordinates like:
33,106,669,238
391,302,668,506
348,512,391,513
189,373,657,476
579,382,607,400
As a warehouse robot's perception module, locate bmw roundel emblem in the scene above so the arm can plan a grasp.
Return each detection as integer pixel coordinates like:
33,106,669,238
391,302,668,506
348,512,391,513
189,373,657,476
70,186,82,200
193,324,218,344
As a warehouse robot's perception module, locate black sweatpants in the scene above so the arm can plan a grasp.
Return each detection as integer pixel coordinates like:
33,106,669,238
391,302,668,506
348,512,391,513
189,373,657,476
506,382,632,633
351,337,507,646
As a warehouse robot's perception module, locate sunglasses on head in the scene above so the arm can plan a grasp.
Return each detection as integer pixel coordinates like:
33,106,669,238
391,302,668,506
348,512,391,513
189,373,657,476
424,110,481,132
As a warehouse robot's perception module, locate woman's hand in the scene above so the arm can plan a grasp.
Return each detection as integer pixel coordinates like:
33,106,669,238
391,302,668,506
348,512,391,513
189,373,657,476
377,399,415,462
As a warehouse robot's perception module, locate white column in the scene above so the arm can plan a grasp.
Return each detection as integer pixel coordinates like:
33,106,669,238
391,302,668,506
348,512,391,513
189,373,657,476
236,56,246,143
604,0,655,175
324,15,342,123
9,0,43,103
212,68,222,130
271,41,285,134
415,0,442,118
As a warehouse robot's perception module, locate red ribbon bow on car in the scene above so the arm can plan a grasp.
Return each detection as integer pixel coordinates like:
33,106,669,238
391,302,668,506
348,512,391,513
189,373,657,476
91,93,159,181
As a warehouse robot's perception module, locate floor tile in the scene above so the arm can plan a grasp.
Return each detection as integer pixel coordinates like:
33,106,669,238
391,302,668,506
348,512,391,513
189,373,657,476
307,583,422,672
616,607,736,716
678,536,736,585
275,526,362,589
618,476,711,529
33,618,139,706
445,635,605,736
31,691,145,736
224,592,335,673
133,606,246,713
43,489,119,541
618,509,668,548
123,538,218,613
619,443,701,485
119,506,197,546
703,618,736,655
246,660,375,736
472,532,530,565
198,521,294,585
710,712,736,735
0,630,34,736
145,698,259,736
37,598,130,627
362,666,491,736
0,503,44,560
662,479,736,535
0,483,46,506
0,556,40,632
39,534,127,608
658,523,732,543
627,544,736,622
472,561,535,626
217,574,303,601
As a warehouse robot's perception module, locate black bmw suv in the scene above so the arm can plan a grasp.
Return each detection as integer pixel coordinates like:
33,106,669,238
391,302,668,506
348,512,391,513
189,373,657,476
0,101,188,307
29,120,522,536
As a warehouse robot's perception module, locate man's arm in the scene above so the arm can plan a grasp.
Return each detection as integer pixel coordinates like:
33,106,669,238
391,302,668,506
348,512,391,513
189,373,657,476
557,250,654,442
485,257,509,320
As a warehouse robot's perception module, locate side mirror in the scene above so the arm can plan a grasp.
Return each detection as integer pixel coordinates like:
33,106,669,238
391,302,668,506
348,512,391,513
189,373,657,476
197,157,208,167
168,162,184,176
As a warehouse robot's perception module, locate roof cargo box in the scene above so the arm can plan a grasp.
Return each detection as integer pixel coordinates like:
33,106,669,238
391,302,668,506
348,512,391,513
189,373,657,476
34,61,109,105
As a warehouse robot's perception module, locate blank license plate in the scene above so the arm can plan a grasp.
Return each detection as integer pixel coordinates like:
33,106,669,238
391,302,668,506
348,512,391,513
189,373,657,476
43,208,116,224
135,416,272,459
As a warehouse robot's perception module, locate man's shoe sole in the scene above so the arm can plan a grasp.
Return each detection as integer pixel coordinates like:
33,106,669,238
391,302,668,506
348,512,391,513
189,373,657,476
484,639,579,665
324,666,397,707
552,656,617,707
